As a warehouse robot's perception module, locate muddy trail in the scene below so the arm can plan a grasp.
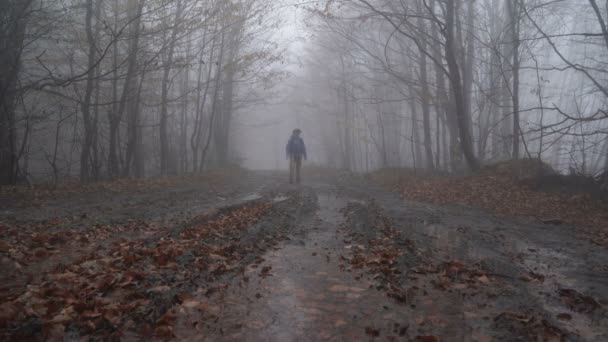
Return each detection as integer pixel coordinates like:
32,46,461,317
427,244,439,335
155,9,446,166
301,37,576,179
0,171,607,341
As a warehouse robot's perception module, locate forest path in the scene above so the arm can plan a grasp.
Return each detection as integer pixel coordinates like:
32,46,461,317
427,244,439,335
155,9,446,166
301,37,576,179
1,170,606,341
177,186,413,341
176,172,608,341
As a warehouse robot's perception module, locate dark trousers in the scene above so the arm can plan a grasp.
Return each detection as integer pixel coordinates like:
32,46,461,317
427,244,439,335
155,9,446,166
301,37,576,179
289,156,302,184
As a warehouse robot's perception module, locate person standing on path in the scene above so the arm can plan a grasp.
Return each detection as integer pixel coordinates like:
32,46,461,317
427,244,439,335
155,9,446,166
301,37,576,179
286,128,307,184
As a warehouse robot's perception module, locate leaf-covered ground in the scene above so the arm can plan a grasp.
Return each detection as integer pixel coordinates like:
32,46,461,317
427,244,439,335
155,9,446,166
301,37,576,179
1,202,271,339
370,161,608,246
0,169,286,340
1,169,606,341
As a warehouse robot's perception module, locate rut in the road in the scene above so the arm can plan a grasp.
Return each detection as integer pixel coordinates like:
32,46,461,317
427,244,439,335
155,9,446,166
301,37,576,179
175,191,411,341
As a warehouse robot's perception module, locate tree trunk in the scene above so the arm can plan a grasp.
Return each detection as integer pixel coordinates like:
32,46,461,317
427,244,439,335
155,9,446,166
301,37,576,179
191,26,216,170
463,0,475,152
80,0,97,181
200,29,226,171
0,0,32,185
89,0,103,180
430,0,460,169
109,0,144,178
127,63,147,178
160,0,183,175
341,55,352,170
508,0,521,159
416,3,434,170
214,19,244,167
445,0,480,171
107,0,119,178
377,103,388,168
408,84,423,167
487,0,502,160
180,38,191,173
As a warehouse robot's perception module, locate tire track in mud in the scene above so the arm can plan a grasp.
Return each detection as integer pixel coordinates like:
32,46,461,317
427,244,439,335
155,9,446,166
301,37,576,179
175,189,415,341
342,200,469,341
0,175,268,305
3,172,606,341
341,185,608,342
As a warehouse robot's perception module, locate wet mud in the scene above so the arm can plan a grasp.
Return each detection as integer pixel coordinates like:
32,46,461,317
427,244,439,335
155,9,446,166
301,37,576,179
177,192,413,341
340,180,608,341
1,171,606,341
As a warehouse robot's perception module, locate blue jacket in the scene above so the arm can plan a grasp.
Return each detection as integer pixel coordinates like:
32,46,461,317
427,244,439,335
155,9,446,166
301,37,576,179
286,135,307,159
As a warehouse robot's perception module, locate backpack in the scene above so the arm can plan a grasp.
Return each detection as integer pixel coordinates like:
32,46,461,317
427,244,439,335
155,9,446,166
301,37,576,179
289,137,305,155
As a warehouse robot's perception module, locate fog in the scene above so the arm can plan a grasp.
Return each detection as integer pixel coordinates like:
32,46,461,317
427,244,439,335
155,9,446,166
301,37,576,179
3,2,608,339
1,0,607,183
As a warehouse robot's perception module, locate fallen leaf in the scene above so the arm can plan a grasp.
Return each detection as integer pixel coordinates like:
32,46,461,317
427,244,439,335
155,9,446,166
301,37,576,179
182,299,200,308
464,311,478,319
155,325,173,338
365,326,380,337
260,265,272,277
477,275,490,284
329,284,351,292
334,319,347,327
148,285,171,293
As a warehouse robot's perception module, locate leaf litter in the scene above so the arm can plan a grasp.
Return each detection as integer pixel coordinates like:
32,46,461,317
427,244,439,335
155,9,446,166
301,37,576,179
0,201,271,340
371,161,608,247
340,197,581,342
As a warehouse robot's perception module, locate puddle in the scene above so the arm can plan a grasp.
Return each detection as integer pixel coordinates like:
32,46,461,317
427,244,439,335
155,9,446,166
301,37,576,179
238,193,263,202
500,238,608,340
272,195,289,203
424,223,495,262
423,222,608,340
174,193,411,341
171,190,608,341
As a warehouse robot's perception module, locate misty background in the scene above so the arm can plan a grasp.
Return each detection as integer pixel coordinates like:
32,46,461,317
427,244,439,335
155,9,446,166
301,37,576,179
1,0,607,184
